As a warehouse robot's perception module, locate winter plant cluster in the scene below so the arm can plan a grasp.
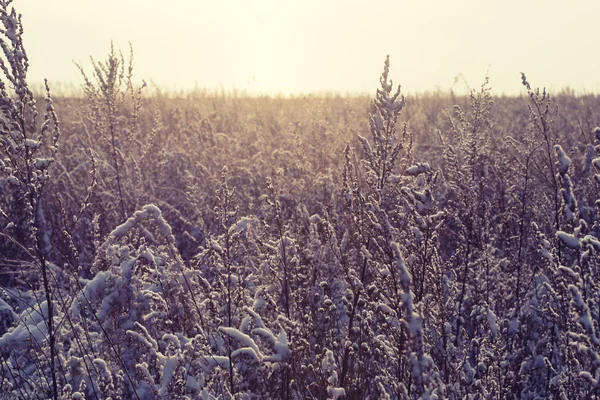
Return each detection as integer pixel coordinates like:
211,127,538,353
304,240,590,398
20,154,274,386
3,2,600,399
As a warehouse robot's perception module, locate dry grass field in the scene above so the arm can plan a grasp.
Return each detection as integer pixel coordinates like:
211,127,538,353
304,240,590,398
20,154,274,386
3,2,600,399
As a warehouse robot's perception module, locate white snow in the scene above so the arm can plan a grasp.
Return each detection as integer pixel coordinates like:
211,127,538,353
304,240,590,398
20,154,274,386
219,326,262,359
405,162,431,176
557,231,580,249
159,355,180,396
486,309,498,337
0,300,49,348
554,144,571,174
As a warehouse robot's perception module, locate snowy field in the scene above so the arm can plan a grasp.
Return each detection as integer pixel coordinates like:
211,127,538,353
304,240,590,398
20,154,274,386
3,2,600,399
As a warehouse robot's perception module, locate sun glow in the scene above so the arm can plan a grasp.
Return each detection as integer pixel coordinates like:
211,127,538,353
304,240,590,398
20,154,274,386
18,0,600,95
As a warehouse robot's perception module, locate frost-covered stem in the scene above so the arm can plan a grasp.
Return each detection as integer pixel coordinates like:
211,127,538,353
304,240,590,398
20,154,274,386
455,230,471,347
416,224,432,302
392,242,433,396
108,93,126,222
277,213,291,319
440,296,450,384
379,113,392,192
542,131,561,248
339,285,362,389
340,238,370,388
268,178,291,318
515,152,532,309
224,216,235,393
522,76,561,259
36,242,57,399
180,265,207,333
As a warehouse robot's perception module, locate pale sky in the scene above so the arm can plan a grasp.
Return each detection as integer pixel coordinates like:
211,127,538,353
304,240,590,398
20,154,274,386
15,0,600,96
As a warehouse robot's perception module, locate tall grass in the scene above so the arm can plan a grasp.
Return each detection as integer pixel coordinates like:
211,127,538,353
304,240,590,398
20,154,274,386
3,2,600,399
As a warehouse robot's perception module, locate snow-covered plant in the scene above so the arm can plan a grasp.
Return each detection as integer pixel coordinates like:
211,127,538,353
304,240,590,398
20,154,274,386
76,43,146,224
1,204,209,399
191,167,265,396
359,55,411,199
433,77,515,397
335,56,445,398
555,145,576,223
514,138,600,397
0,2,61,398
262,175,297,319
521,73,562,249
